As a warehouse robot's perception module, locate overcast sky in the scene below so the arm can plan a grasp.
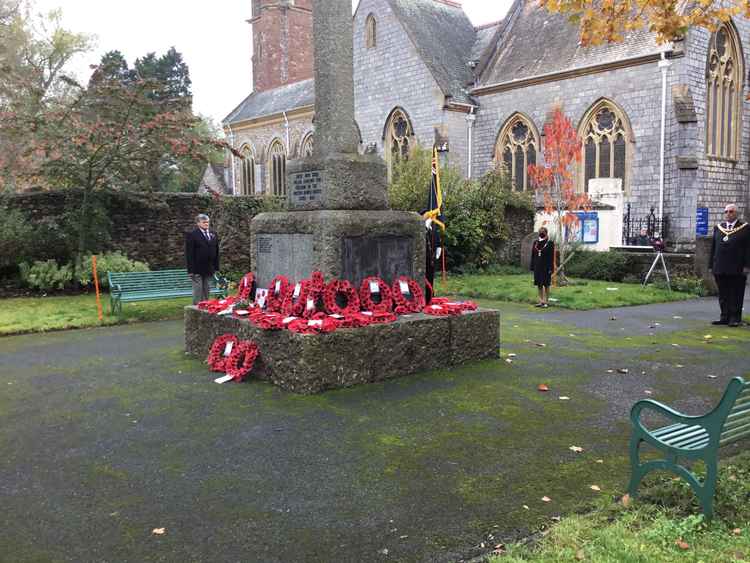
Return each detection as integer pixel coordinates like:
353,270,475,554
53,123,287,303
35,0,514,124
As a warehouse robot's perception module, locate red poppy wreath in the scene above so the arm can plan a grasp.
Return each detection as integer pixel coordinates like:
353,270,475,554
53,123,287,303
225,341,259,382
236,272,255,301
206,334,240,373
323,279,360,316
266,275,290,312
391,276,425,314
359,276,393,313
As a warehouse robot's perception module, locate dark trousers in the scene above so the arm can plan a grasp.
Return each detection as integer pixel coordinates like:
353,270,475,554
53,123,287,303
715,274,747,323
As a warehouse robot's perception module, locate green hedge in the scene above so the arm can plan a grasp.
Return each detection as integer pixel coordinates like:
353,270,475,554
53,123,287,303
567,250,635,282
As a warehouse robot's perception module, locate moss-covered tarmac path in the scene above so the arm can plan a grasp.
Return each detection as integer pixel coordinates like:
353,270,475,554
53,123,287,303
1,297,749,563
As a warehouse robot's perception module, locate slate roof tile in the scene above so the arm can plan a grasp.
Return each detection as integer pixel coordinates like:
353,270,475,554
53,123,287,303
223,79,314,125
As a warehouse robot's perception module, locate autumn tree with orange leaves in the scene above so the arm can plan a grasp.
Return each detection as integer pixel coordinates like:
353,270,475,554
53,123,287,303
528,108,590,285
541,0,744,46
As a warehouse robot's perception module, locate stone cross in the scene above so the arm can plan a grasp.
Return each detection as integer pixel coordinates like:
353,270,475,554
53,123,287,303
312,0,360,156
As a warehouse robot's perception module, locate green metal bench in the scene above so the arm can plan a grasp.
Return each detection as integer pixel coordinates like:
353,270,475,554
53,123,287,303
108,269,227,315
627,376,750,519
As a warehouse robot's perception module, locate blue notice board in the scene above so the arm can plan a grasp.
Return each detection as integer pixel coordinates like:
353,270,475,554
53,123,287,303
696,207,709,236
572,212,599,244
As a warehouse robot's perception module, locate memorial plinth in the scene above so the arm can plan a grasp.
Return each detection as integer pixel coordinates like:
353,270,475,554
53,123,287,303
185,306,501,394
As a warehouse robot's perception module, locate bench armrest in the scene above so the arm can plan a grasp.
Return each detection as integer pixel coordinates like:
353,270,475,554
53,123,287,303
630,399,711,433
110,283,123,295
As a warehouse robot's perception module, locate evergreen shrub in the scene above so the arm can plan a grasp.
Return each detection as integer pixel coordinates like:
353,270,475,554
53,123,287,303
567,250,634,282
19,260,74,291
76,252,150,289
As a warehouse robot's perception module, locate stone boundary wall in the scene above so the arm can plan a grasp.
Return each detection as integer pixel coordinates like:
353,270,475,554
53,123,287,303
6,189,262,273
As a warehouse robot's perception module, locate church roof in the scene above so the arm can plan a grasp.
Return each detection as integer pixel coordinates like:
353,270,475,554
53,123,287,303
471,21,502,63
386,0,477,105
479,0,662,88
223,78,314,126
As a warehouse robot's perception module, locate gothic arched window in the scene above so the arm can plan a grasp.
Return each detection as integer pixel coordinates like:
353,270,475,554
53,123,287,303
579,100,632,192
384,108,415,182
706,23,744,159
267,139,286,196
300,132,314,158
365,14,377,49
495,113,539,192
240,145,255,195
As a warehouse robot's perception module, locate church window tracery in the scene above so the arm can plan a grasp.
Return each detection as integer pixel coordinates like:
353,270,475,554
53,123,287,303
578,101,631,192
240,145,255,195
300,132,314,157
384,107,415,183
495,114,539,191
706,22,744,160
268,139,287,196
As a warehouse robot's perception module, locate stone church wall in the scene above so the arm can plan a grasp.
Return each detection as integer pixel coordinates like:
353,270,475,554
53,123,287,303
674,18,750,241
472,59,674,244
230,113,313,194
353,0,448,159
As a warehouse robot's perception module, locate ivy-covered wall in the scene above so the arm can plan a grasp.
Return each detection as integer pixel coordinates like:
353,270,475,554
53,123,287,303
6,189,265,273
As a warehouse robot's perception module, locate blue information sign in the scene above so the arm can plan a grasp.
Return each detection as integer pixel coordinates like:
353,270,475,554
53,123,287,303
696,207,709,236
572,212,599,244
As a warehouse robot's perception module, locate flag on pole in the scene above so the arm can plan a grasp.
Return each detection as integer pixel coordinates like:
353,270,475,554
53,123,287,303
423,147,445,231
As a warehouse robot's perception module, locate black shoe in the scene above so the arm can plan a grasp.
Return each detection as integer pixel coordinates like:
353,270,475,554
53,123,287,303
712,319,729,325
729,321,741,327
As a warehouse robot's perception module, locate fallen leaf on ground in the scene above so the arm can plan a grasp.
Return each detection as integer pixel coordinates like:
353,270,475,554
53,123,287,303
675,364,685,368
152,528,166,535
569,446,584,453
673,316,682,319
734,528,742,535
590,485,601,492
507,353,517,358
538,384,549,392
606,369,614,373
644,390,653,395
621,494,631,507
541,496,552,503
400,535,408,539
672,343,680,347
522,505,529,510
609,316,617,321
617,368,629,374
505,358,513,364
675,539,690,550
708,375,718,379
596,459,604,464
534,342,547,347
575,549,585,560
704,334,713,340
492,544,506,555
569,333,576,337
559,396,571,400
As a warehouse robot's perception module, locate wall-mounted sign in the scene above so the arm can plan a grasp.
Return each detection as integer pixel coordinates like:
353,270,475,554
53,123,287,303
570,212,600,244
696,207,709,236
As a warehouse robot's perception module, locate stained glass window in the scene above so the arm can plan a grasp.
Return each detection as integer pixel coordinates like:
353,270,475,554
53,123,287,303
268,139,286,197
495,114,539,191
706,24,743,159
580,102,631,192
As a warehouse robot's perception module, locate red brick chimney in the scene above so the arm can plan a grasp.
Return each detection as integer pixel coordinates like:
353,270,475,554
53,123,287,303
250,0,313,93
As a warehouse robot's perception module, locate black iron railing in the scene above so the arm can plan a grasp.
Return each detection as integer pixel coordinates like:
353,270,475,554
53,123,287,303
622,204,670,246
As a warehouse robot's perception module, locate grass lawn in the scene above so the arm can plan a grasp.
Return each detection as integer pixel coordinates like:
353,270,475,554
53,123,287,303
438,274,694,310
0,293,190,335
492,452,750,562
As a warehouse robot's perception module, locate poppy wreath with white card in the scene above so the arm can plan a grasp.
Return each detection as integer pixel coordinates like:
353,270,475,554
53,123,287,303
206,334,240,373
266,275,290,312
391,276,425,314
281,280,312,317
225,341,259,382
236,272,255,301
359,276,393,313
323,279,360,316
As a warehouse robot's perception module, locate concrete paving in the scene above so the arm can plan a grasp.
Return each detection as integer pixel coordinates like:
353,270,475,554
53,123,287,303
1,296,748,562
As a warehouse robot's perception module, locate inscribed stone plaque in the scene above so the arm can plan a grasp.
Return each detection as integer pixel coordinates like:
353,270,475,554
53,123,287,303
290,170,323,206
342,236,413,286
256,234,314,287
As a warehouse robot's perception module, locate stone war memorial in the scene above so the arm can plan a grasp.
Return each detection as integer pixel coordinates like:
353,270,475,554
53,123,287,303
184,0,499,393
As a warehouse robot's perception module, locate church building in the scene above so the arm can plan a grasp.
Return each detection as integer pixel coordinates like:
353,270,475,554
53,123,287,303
219,0,750,250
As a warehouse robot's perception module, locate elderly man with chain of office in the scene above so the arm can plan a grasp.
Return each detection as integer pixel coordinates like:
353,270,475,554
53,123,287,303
709,204,750,327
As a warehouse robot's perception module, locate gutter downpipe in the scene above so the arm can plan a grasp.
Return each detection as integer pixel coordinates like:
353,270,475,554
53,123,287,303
283,111,290,153
658,51,671,221
466,107,476,179
226,122,236,196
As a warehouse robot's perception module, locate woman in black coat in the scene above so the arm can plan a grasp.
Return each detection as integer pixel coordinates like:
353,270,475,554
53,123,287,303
530,227,555,308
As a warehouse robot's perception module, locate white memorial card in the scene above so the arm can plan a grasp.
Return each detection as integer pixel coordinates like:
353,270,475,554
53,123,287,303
283,316,298,325
306,298,315,311
214,374,234,384
223,341,234,356
399,280,409,294
293,283,301,298
255,288,269,308
435,247,442,259
275,280,281,294
369,280,380,293
308,320,323,327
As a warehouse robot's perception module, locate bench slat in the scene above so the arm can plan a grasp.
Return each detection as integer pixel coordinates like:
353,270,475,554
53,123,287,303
726,407,750,423
659,425,704,443
666,428,708,447
721,427,750,446
651,423,684,437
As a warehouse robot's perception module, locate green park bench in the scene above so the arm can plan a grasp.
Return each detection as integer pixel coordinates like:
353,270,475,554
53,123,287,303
627,376,750,519
108,269,227,315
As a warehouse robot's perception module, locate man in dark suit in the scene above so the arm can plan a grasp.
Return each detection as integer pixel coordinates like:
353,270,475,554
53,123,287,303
185,213,220,304
709,204,750,327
